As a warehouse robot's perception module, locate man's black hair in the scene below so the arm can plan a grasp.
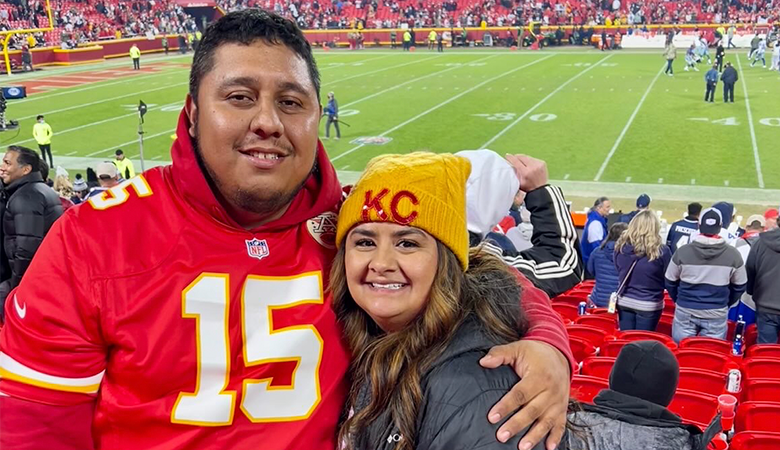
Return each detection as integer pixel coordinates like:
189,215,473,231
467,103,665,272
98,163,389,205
688,202,703,217
189,9,320,104
36,114,44,120
7,145,40,174
39,158,49,181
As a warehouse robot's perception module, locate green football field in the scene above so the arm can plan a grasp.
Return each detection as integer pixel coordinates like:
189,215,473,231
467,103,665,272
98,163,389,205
4,48,780,199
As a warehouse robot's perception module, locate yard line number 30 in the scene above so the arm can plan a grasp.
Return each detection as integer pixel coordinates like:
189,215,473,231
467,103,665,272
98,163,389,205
171,272,324,426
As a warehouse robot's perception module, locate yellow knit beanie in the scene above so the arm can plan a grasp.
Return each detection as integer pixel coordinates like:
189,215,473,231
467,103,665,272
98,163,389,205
336,152,471,271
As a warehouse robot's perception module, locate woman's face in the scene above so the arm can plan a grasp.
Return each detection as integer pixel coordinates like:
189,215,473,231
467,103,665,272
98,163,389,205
345,222,439,333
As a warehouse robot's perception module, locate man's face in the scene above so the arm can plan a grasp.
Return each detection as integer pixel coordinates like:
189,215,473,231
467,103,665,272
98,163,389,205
0,151,30,185
186,41,320,221
598,200,612,217
116,154,124,161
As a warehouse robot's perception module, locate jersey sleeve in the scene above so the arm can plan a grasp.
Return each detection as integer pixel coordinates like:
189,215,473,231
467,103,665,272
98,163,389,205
0,213,106,406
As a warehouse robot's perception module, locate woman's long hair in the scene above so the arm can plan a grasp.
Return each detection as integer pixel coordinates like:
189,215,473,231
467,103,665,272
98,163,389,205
331,243,528,450
615,209,664,261
599,222,628,250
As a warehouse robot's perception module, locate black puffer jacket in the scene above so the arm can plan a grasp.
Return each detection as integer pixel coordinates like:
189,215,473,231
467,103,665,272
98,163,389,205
349,318,547,450
2,172,63,288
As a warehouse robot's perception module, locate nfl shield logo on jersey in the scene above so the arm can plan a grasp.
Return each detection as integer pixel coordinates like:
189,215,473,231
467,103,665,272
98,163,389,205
245,238,270,261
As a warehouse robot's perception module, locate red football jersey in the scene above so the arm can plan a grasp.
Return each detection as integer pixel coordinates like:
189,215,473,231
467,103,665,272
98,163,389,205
0,114,350,449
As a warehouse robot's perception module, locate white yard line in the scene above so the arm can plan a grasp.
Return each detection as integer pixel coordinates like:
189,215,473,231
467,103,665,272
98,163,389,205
736,57,765,189
85,128,176,157
340,54,497,108
332,54,554,162
318,54,391,70
19,82,188,120
323,56,439,87
479,53,614,150
593,63,665,181
10,103,181,148
63,151,77,156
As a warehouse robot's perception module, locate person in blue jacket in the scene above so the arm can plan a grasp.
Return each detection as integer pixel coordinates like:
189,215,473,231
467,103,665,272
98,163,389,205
587,222,628,307
582,196,611,270
324,91,340,140
704,64,718,103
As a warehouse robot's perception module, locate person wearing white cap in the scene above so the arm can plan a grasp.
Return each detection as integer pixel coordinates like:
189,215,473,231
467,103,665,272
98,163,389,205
87,161,120,198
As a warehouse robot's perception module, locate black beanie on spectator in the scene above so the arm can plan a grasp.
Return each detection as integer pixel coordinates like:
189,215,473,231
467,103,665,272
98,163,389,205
609,341,679,407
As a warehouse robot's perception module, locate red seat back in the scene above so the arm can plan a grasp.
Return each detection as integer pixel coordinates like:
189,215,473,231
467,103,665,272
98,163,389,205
746,344,780,359
580,356,615,379
618,330,678,350
679,336,733,356
601,339,630,357
729,431,780,450
570,375,609,404
553,295,585,308
566,325,610,348
677,368,726,397
553,303,580,322
743,358,780,381
746,324,759,349
744,379,780,403
568,336,597,363
675,349,734,374
735,402,780,433
566,290,592,300
667,389,718,431
657,313,674,337
574,314,618,333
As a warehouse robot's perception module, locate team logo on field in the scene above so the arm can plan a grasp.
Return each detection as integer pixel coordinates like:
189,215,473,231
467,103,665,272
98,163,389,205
307,212,337,249
245,238,270,261
349,136,393,146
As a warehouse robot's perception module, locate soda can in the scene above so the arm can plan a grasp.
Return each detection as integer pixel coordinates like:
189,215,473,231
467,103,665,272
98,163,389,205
732,334,743,356
727,369,742,393
578,301,587,316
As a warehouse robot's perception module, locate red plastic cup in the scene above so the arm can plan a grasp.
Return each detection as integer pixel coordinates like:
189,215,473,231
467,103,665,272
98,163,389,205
718,394,737,416
709,436,728,450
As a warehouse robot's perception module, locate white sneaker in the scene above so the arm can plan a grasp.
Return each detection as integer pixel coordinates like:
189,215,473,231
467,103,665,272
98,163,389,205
694,67,699,72
323,136,329,140
685,66,689,71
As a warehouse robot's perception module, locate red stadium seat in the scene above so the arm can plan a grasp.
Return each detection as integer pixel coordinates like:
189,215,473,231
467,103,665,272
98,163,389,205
746,324,758,349
568,336,597,363
657,314,674,337
667,389,718,431
579,356,615,379
575,314,618,333
744,379,780,403
566,290,591,300
618,330,678,350
746,344,780,359
675,349,735,374
679,337,733,356
589,308,611,315
570,375,609,404
735,402,780,433
743,358,780,381
729,431,780,450
566,325,610,348
552,295,585,308
677,368,726,397
601,339,630,357
553,303,579,322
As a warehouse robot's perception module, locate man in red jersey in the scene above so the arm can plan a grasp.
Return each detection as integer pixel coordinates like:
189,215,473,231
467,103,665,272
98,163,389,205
1,10,575,450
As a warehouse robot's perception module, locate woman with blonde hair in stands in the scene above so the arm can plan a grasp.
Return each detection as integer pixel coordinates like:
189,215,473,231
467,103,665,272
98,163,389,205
613,209,672,331
332,152,549,450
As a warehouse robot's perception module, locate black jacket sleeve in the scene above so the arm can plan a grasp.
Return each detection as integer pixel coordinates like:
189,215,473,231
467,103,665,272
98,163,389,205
8,192,48,288
483,185,583,298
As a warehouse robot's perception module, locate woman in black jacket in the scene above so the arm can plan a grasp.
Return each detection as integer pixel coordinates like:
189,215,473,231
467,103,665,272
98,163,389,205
332,152,546,450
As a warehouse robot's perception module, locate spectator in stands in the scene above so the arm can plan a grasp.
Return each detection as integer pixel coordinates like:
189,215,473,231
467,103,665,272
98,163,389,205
0,146,63,313
721,62,738,103
587,222,627,307
71,174,88,205
566,341,721,450
113,149,136,179
712,201,741,239
664,41,676,76
32,114,53,168
458,150,582,298
746,220,780,344
333,152,547,450
40,160,73,212
618,193,651,223
731,214,765,327
764,208,778,230
666,208,747,343
581,196,610,271
667,202,702,251
614,210,672,331
88,161,120,198
130,43,141,70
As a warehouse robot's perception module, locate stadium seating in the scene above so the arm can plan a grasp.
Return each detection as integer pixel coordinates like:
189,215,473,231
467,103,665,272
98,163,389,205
574,314,618,333
675,349,735,374
566,325,610,348
656,313,674,337
600,339,630,358
552,295,585,308
618,330,677,350
735,402,780,433
729,431,780,450
570,375,609,404
743,379,780,403
579,356,615,379
742,358,780,381
568,336,598,363
677,368,727,397
746,344,780,359
667,389,718,430
552,303,579,323
679,336,733,356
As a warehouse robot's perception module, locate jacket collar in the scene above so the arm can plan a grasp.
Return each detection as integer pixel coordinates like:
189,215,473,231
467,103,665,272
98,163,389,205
168,109,342,232
4,172,43,195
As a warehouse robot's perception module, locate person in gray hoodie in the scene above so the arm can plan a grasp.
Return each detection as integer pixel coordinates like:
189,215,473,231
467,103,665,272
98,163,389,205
665,208,747,343
746,224,780,343
457,150,582,298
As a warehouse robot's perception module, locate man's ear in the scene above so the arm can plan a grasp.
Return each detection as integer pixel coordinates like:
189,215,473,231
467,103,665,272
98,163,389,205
319,103,324,120
185,94,197,138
